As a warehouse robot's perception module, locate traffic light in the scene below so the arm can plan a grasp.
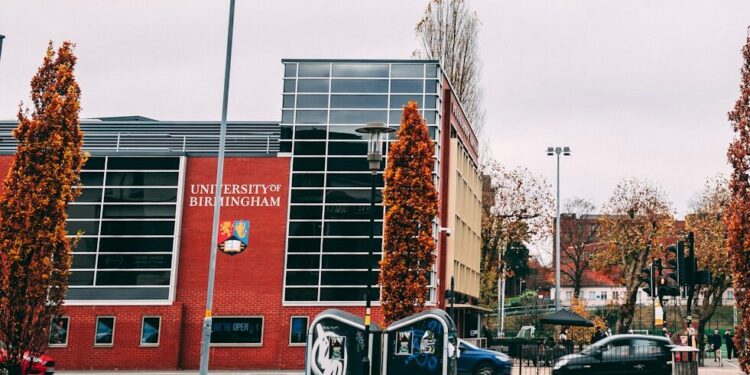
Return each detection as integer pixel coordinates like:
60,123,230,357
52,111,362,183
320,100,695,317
640,263,655,297
666,240,687,285
684,232,697,285
658,275,679,296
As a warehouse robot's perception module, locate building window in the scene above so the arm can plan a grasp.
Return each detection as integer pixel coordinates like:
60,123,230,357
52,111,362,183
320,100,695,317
600,291,608,300
95,316,115,346
49,317,69,347
283,61,441,303
613,291,620,300
565,291,572,301
588,291,596,300
289,316,308,345
210,317,263,347
66,156,183,302
141,316,161,346
727,290,734,300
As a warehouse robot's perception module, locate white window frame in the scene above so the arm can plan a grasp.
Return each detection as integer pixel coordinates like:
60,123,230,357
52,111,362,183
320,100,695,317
94,316,116,347
209,316,264,348
140,316,161,347
48,316,70,347
289,316,309,346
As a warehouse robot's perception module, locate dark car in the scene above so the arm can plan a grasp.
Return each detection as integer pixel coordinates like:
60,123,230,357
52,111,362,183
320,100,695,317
552,334,672,375
458,339,511,375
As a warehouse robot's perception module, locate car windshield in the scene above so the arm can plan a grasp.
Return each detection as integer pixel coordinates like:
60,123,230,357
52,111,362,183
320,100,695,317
459,340,479,350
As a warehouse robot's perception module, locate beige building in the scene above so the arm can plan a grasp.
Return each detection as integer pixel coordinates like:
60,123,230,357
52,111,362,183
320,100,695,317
445,137,487,338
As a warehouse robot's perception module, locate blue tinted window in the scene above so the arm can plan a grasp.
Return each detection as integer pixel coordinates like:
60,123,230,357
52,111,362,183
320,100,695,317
284,63,297,77
331,79,388,93
424,110,438,124
391,64,424,78
294,126,327,140
329,110,387,124
292,157,325,171
296,95,328,108
390,95,422,108
328,126,367,140
426,64,438,78
330,95,387,109
426,79,440,93
282,95,295,108
425,95,437,109
281,110,293,124
298,63,330,77
295,110,327,124
391,79,424,93
284,79,296,93
332,63,388,77
297,79,329,93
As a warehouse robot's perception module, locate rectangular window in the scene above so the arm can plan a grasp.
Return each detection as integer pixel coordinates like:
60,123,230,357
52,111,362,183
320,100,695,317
330,95,388,109
331,79,388,93
210,317,263,346
49,317,69,347
613,291,620,300
565,291,572,301
296,95,329,108
289,316,308,345
391,64,424,78
95,316,115,346
331,63,388,77
299,63,330,77
141,316,161,346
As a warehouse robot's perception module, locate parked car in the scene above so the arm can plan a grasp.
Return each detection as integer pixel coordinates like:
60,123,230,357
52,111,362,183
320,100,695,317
458,339,511,375
0,342,55,375
552,334,672,375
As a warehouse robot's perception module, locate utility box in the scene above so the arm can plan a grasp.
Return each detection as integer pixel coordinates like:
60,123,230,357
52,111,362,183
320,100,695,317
383,309,457,375
671,346,699,375
306,309,383,375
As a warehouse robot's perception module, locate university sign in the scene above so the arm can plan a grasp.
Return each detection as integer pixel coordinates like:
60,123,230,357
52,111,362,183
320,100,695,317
189,183,283,207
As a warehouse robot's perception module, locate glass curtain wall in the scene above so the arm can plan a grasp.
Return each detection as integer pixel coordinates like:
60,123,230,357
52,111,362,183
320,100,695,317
66,156,183,301
281,60,442,304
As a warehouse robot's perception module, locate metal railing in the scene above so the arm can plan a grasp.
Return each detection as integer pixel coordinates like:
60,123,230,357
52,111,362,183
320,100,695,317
0,132,278,154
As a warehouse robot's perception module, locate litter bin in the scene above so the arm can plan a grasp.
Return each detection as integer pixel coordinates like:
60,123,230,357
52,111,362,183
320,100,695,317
306,309,383,375
671,346,699,375
383,309,457,375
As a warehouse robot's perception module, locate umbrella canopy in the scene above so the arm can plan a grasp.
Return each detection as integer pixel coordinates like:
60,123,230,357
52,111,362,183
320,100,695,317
540,309,594,327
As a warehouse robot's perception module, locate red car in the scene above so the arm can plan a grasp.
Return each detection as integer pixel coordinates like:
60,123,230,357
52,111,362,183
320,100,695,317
0,343,55,375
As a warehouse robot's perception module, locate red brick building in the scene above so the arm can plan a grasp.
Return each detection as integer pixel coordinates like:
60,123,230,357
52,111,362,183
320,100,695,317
0,59,483,370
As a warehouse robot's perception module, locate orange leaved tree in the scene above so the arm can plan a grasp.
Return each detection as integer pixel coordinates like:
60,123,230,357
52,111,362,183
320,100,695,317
380,101,438,323
726,30,750,374
0,42,86,374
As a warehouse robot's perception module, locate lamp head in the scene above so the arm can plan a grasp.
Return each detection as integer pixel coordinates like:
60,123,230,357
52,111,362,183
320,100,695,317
563,146,571,156
356,122,395,172
546,146,554,156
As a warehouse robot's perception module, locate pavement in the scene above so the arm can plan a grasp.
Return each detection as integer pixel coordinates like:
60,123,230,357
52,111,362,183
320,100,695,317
57,372,304,375
699,357,746,374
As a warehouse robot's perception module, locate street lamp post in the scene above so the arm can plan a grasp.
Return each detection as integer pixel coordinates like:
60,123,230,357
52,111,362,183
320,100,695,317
547,146,570,311
355,122,394,375
198,1,236,373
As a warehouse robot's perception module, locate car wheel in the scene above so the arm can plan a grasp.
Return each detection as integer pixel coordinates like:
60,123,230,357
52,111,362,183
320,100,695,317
474,363,495,375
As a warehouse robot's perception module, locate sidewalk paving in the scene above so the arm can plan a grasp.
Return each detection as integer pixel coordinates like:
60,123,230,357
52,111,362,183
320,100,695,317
57,371,304,375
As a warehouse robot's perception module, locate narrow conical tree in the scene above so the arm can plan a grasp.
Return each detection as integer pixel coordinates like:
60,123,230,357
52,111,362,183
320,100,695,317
726,30,750,373
0,42,85,374
380,101,438,323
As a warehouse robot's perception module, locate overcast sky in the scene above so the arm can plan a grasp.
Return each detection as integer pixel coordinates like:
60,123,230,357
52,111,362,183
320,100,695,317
1,1,749,218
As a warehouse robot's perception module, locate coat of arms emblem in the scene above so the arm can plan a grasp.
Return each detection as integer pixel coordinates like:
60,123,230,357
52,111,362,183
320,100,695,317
218,219,250,256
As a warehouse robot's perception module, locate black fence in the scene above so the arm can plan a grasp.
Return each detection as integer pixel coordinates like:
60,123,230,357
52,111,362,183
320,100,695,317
508,342,672,375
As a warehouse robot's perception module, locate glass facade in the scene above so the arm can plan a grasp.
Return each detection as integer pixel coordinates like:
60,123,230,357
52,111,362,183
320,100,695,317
281,61,443,303
66,156,184,302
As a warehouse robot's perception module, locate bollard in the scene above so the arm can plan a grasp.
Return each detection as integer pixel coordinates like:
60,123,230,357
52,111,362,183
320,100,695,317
671,346,699,375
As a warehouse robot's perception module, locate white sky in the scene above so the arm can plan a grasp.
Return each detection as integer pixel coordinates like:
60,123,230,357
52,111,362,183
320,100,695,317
1,1,749,218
